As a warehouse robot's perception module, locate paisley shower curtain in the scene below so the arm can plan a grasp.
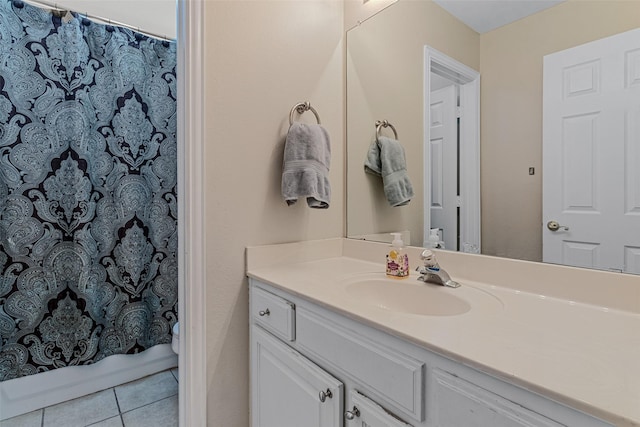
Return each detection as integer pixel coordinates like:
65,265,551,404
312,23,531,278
0,0,177,381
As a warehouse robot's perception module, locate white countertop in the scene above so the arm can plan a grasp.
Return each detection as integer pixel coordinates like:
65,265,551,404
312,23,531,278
246,238,640,427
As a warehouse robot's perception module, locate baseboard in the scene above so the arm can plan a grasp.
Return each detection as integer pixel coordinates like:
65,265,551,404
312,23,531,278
0,344,178,421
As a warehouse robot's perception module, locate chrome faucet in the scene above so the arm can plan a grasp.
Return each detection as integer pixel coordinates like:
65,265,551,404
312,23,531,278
416,249,460,288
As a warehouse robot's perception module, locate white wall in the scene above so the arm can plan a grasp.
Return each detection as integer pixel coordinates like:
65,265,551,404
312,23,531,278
203,1,345,425
34,0,176,39
344,0,396,30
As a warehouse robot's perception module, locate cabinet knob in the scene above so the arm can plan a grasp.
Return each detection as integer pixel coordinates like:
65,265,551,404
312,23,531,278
345,406,360,420
258,309,270,317
318,388,333,403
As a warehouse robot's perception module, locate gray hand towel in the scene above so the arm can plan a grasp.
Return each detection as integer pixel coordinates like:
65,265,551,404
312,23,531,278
282,122,331,208
364,136,414,207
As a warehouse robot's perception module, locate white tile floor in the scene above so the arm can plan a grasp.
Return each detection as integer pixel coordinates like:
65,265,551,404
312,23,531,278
1,368,178,427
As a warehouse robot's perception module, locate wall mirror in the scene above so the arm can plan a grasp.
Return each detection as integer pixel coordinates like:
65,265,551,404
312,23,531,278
346,0,640,274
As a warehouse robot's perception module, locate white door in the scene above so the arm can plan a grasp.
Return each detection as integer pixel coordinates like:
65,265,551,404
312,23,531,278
543,27,640,273
429,84,458,250
251,326,344,427
345,391,412,427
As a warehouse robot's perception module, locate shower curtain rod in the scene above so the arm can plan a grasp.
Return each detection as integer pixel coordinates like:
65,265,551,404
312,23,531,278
17,0,174,41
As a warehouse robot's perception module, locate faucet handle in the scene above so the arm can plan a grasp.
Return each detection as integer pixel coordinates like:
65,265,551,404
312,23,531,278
420,249,434,260
420,249,439,269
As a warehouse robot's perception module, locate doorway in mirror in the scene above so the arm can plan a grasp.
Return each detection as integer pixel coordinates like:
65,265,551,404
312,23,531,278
424,46,480,253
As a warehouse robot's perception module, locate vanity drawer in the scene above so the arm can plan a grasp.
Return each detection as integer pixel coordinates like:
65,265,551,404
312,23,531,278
296,307,424,422
250,285,295,342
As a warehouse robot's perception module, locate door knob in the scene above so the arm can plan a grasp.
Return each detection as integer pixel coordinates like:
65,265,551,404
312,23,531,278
345,406,360,420
547,220,569,232
318,388,332,403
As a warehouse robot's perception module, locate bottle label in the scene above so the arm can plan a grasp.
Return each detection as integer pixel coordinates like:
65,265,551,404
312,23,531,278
386,253,409,278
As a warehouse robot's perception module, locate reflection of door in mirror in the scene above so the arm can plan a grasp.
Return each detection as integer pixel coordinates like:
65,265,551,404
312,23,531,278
424,47,480,253
543,27,640,274
429,83,458,250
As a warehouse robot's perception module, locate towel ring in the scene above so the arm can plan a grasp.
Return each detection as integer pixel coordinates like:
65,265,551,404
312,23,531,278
375,120,398,141
289,101,321,126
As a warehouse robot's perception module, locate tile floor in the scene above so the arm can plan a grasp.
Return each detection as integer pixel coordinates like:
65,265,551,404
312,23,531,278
1,368,178,427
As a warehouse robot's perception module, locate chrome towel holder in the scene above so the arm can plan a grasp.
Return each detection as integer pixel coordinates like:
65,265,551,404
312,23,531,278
375,120,398,141
289,101,321,126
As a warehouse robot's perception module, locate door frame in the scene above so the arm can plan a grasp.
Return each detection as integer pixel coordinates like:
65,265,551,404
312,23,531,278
177,0,207,425
423,46,481,252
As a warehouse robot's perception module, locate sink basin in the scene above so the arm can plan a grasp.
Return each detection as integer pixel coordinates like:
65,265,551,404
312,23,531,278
342,274,502,317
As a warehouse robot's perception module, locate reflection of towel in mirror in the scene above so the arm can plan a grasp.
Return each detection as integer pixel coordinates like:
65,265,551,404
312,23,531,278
282,122,331,208
364,136,413,207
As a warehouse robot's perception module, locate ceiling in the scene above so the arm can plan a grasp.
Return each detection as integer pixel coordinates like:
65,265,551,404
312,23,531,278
432,0,566,33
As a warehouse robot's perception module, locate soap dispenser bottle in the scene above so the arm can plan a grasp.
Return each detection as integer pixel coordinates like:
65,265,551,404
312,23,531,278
427,228,444,249
386,232,409,279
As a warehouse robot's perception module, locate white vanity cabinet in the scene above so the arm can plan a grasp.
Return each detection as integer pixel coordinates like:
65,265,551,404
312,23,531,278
249,279,613,427
252,326,343,427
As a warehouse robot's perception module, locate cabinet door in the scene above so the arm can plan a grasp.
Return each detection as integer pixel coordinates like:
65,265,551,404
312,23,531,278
345,391,413,427
252,326,343,427
431,369,564,427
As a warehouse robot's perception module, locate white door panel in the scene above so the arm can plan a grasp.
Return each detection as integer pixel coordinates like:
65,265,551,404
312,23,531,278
252,326,343,427
429,84,457,250
625,246,640,274
543,27,640,273
625,105,640,214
